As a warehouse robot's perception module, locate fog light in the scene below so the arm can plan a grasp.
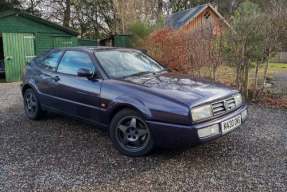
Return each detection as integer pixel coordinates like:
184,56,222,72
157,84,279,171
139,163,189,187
198,124,220,138
241,110,248,121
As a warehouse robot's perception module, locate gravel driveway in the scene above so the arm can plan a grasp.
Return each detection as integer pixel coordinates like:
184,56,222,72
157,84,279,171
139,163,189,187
0,83,286,192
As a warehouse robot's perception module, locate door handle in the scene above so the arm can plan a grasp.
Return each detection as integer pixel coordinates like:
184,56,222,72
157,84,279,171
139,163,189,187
52,76,60,82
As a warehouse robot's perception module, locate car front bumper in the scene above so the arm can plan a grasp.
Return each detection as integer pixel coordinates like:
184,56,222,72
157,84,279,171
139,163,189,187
147,105,248,148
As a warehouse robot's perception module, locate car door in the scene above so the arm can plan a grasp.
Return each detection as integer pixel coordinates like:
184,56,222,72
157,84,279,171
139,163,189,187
52,50,102,123
34,49,65,109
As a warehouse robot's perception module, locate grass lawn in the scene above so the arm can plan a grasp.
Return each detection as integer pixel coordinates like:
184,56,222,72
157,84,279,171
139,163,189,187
206,63,287,86
268,63,287,75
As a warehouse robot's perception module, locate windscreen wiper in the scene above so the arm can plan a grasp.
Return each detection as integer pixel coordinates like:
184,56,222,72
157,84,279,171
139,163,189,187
125,71,153,78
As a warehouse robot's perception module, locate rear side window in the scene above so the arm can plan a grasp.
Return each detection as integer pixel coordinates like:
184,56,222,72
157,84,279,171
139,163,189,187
57,51,94,75
41,50,63,71
32,50,49,63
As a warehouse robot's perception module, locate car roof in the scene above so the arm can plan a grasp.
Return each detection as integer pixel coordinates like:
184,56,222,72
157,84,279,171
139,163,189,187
54,46,139,52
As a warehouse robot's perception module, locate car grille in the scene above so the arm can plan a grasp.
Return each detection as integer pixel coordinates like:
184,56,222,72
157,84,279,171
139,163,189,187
212,97,236,116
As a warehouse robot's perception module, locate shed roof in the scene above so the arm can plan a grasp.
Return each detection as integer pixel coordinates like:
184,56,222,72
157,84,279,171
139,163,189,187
166,4,230,29
0,10,78,36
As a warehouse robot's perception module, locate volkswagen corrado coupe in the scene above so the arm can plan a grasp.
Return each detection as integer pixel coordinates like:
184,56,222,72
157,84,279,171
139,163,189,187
21,47,248,156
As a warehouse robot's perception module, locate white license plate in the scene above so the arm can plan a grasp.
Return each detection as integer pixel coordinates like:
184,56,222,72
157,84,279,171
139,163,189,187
221,115,241,134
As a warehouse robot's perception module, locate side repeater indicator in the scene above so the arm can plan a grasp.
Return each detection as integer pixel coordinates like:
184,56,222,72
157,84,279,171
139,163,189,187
101,103,107,108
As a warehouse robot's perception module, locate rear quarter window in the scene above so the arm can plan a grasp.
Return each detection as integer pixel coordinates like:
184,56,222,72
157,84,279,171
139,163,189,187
37,50,63,71
32,50,50,63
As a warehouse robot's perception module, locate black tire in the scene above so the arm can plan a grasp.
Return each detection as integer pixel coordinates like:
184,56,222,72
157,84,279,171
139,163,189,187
23,88,44,120
109,109,154,157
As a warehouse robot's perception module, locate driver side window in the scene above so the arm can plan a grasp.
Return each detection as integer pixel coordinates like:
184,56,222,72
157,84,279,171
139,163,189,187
57,51,94,75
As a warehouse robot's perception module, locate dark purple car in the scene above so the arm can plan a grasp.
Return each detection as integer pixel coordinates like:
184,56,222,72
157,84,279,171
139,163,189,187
0,59,4,75
21,47,248,156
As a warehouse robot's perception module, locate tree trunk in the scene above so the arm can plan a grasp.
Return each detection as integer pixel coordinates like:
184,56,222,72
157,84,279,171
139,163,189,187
236,45,245,90
243,59,250,99
30,0,35,14
254,57,265,94
212,60,217,81
236,61,240,88
262,52,270,90
254,61,260,91
157,0,163,19
63,0,71,27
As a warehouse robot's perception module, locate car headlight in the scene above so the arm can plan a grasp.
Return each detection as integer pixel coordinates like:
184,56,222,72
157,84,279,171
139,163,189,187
234,93,242,106
191,104,213,121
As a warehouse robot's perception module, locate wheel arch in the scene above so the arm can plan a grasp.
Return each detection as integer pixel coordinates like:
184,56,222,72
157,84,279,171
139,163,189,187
109,104,142,122
21,80,41,98
22,84,32,95
107,97,152,124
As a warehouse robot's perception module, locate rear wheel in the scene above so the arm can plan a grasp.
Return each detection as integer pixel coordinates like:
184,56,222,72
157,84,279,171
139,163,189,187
109,109,154,157
23,88,44,120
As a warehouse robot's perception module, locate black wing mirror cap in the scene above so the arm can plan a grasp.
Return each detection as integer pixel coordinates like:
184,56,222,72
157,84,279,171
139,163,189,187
77,68,93,78
137,48,148,54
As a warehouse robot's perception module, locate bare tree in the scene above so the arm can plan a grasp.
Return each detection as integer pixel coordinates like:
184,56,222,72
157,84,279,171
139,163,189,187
112,0,166,33
70,0,116,38
62,0,71,27
0,0,22,11
222,1,264,98
19,0,45,16
252,0,287,96
261,0,287,88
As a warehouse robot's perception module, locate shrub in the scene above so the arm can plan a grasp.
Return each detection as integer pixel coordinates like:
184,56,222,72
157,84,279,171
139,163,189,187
139,27,223,80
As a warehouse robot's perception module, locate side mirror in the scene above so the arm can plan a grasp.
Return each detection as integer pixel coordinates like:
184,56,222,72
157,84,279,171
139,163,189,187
138,48,148,54
77,68,93,79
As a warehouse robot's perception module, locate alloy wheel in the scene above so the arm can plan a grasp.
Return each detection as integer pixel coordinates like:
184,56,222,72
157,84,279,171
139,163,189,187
24,91,38,116
115,116,150,152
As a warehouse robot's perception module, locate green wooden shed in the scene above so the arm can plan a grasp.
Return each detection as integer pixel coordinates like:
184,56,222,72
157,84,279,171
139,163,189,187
0,10,78,82
99,34,132,48
78,39,98,46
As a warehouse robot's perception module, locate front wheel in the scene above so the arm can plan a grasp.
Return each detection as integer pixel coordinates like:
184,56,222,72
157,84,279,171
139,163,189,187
109,109,154,157
23,88,44,120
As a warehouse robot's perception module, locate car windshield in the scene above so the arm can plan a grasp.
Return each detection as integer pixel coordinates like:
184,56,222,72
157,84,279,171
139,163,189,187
95,50,165,78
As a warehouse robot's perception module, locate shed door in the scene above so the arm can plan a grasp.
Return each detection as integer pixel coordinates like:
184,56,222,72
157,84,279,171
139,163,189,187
3,33,35,81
